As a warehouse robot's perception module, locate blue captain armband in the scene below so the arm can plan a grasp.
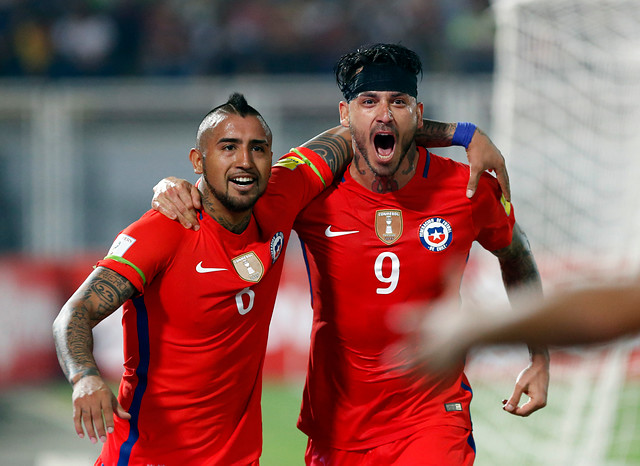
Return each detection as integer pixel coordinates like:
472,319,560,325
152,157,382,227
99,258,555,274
452,122,477,149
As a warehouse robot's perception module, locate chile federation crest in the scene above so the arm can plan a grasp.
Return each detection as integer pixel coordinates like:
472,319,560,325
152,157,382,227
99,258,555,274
419,217,453,252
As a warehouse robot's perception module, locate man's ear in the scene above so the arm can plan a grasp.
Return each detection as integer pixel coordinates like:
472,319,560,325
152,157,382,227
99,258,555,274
416,102,424,129
189,148,204,174
339,101,349,128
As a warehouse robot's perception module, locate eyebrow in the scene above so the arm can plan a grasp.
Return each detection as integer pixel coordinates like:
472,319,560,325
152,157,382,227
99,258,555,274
218,138,269,145
359,91,408,98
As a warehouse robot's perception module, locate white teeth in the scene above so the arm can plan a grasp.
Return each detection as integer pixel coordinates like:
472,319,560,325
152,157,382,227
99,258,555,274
231,176,255,186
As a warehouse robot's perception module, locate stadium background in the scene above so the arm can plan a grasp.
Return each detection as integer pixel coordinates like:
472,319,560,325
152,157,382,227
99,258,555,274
1,1,639,465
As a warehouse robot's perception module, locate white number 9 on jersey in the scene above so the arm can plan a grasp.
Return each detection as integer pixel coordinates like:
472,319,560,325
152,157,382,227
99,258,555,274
374,252,400,295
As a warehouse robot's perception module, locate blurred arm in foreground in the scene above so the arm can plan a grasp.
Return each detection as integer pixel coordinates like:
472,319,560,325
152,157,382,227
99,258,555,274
407,274,640,374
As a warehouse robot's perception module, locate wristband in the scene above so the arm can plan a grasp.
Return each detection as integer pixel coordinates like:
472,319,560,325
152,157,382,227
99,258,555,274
452,122,476,149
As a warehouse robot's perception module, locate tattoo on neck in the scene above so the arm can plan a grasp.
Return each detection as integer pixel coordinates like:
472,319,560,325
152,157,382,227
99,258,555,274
401,149,417,176
372,176,399,193
353,155,366,176
202,194,251,233
217,214,251,234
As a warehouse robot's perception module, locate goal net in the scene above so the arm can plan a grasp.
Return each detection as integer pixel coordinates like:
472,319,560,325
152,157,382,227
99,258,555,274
462,1,640,464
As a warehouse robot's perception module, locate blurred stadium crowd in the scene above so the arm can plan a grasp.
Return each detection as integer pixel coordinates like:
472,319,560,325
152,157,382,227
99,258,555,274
0,0,495,78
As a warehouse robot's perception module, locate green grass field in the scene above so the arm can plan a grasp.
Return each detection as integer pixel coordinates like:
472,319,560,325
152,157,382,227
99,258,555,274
261,381,308,465
260,378,640,466
4,377,636,465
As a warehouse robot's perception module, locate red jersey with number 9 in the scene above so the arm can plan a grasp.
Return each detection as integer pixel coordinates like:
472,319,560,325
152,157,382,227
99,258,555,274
293,147,515,450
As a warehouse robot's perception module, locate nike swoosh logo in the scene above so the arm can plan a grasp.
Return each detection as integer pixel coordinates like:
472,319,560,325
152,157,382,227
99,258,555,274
196,261,227,273
324,226,360,237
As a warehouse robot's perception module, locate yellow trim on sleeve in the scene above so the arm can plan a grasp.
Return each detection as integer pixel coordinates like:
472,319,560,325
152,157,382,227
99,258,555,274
500,195,512,217
290,148,326,187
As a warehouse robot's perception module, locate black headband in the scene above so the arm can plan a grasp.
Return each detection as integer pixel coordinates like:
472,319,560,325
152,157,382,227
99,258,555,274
342,63,418,102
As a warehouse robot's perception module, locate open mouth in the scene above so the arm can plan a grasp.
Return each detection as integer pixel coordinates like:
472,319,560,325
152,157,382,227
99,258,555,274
374,133,396,160
230,176,256,188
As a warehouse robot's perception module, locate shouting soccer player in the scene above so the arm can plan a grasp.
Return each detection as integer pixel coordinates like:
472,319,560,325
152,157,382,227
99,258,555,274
153,44,549,465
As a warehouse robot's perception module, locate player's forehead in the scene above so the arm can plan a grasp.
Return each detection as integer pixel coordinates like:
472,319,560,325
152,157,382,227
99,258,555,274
355,90,414,100
208,113,270,144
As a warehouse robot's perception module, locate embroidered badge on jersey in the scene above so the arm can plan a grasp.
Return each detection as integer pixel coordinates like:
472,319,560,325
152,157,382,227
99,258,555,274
375,209,403,244
419,217,453,252
232,252,264,282
270,232,284,263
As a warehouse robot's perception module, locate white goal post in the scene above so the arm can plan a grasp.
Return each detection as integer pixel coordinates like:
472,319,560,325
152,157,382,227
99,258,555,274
463,1,640,465
492,0,640,281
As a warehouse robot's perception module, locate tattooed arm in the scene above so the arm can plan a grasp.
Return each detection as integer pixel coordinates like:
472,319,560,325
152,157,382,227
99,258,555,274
52,267,134,444
491,223,549,418
416,121,510,201
299,125,352,179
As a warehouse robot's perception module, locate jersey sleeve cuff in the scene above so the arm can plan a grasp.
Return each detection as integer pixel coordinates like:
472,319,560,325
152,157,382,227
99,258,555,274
96,257,145,293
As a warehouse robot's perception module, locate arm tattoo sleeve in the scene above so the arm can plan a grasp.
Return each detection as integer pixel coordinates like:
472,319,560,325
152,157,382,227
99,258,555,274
303,132,352,179
53,267,136,383
493,224,549,358
492,223,543,296
415,120,456,148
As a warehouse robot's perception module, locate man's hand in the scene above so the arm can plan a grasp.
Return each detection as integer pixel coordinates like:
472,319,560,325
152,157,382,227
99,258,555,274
465,128,511,202
502,352,549,417
72,375,130,444
152,177,201,230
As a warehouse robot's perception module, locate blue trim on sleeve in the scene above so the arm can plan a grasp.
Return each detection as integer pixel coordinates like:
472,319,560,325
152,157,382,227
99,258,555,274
298,237,314,308
467,432,476,453
118,295,151,465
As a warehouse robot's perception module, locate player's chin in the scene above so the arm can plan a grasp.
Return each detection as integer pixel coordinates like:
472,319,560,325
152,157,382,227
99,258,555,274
230,189,265,211
371,158,399,177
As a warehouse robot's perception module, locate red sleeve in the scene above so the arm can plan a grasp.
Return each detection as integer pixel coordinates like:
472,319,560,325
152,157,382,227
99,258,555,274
472,173,515,251
274,146,334,190
96,210,185,293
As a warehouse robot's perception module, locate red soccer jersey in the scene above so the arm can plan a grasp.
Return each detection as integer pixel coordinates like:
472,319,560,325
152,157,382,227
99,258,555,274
94,148,331,466
294,147,515,450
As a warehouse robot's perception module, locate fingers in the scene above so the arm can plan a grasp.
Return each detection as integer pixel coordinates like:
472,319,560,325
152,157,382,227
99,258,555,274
114,399,132,420
154,202,198,230
190,184,202,211
466,166,482,199
151,179,201,230
71,376,126,443
73,404,86,440
79,405,101,443
503,380,548,417
502,390,524,416
465,127,511,201
495,166,512,202
503,395,545,417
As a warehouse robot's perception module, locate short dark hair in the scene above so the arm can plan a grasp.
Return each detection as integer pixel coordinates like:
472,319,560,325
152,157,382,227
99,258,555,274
197,92,272,149
334,43,423,100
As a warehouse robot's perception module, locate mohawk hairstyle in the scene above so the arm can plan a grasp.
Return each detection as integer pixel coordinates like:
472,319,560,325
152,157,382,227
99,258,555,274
334,43,423,97
210,92,260,118
196,92,272,149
